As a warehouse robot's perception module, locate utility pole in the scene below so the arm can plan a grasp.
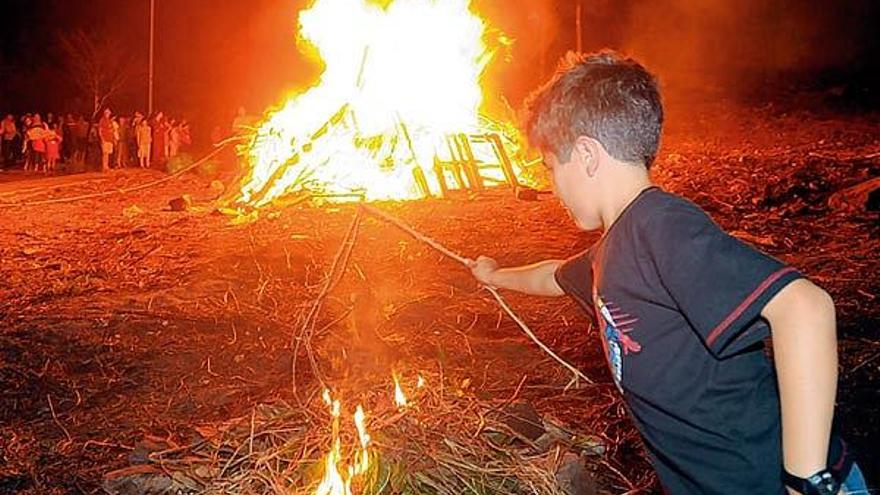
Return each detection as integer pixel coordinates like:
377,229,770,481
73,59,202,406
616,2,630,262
148,0,155,114
575,1,583,53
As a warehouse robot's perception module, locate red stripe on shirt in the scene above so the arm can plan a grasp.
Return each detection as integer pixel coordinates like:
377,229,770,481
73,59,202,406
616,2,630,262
833,439,847,471
706,267,798,347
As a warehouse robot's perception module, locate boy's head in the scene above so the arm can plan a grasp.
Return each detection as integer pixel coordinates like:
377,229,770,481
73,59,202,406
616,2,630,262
525,51,663,229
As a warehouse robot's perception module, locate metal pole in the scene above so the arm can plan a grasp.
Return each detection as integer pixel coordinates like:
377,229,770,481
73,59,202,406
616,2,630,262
148,0,155,114
575,1,583,53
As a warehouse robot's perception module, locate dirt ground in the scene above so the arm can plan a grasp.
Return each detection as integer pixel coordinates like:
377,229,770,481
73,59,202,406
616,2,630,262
0,98,878,494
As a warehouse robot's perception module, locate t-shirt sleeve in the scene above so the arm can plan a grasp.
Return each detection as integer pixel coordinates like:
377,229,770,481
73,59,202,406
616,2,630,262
644,201,802,358
554,246,595,314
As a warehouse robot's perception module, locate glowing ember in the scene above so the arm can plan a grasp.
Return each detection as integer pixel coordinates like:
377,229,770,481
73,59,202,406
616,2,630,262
416,375,425,389
236,0,531,206
393,373,408,408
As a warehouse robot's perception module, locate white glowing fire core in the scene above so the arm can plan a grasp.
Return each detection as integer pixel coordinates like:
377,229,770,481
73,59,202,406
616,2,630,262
239,0,494,205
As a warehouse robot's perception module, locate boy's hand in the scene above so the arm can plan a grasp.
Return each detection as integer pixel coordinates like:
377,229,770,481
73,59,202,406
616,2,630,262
468,257,565,296
469,255,499,287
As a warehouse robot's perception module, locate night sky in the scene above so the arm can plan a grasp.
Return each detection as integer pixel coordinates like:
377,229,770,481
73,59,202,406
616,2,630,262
1,0,878,133
1,0,314,124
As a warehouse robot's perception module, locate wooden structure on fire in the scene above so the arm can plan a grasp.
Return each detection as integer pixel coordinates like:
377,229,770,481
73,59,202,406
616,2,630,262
241,100,524,205
414,133,520,198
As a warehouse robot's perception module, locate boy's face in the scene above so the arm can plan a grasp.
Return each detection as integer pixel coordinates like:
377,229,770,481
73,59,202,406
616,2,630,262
545,142,603,231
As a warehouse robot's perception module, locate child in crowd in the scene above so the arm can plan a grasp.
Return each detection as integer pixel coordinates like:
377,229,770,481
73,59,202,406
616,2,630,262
25,114,47,172
136,118,152,169
45,123,62,172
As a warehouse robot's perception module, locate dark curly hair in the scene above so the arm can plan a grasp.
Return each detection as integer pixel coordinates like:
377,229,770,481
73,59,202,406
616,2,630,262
524,50,663,168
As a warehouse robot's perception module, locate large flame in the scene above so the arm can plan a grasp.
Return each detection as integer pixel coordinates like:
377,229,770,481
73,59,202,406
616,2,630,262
237,0,526,206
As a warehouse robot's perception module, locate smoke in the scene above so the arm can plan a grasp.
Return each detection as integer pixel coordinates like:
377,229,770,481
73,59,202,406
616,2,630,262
474,0,562,114
620,0,877,96
479,0,879,105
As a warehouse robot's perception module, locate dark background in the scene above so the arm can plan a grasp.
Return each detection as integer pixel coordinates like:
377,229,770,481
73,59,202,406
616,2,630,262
1,0,878,136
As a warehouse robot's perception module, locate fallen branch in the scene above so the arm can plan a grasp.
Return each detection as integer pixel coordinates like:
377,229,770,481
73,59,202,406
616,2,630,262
291,208,363,392
828,176,880,211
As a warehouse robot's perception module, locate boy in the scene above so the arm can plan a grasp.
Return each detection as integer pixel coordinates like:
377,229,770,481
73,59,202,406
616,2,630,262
136,117,152,169
470,51,866,494
98,108,115,172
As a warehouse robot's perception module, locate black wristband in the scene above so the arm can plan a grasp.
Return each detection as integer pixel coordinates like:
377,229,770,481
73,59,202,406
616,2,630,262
782,468,841,495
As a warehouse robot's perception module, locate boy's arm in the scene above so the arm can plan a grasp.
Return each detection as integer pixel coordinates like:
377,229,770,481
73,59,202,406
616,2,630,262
762,279,838,491
470,256,565,296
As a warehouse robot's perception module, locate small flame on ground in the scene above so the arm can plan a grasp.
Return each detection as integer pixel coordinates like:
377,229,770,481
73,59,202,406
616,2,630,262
393,373,408,408
313,390,375,495
314,373,424,493
315,390,349,495
353,405,371,475
314,438,350,495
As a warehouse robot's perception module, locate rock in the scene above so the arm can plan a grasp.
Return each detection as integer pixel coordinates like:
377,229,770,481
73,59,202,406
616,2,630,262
555,453,597,495
102,465,172,495
501,402,545,441
828,176,880,212
122,205,144,219
516,186,539,201
168,194,192,212
867,188,880,212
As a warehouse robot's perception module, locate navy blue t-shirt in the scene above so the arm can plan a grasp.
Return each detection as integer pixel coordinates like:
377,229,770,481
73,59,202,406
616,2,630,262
555,187,849,494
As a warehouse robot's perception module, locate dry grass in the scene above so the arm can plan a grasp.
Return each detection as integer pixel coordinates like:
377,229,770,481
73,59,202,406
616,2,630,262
138,371,607,494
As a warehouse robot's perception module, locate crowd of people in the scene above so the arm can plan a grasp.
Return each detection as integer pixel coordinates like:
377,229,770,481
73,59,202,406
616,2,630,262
0,110,192,173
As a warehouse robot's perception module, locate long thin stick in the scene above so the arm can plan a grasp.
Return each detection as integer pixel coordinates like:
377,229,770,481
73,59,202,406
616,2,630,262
291,208,362,392
361,204,470,265
485,286,591,386
361,204,592,385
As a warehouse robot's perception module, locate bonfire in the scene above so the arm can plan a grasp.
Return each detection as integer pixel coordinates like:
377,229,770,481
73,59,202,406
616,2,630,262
233,0,539,208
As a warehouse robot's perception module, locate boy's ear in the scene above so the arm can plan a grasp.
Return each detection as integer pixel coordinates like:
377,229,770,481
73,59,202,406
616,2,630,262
572,136,601,177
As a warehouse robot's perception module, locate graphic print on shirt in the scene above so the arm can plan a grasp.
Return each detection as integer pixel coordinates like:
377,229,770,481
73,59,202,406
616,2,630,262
594,295,642,388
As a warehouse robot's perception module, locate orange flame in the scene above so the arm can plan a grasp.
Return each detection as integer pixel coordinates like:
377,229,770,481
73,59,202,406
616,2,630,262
314,437,349,495
315,391,349,495
313,390,374,495
236,0,530,207
352,405,370,475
